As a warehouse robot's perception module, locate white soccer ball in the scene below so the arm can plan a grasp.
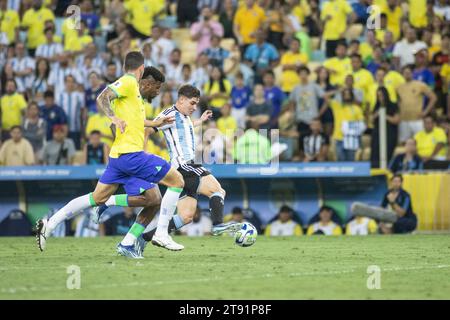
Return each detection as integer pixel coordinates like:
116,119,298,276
234,222,257,247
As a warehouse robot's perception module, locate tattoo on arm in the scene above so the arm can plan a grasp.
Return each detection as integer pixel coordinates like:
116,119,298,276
97,87,118,118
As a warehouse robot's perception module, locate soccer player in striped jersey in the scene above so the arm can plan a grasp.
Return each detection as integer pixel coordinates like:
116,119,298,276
36,53,185,257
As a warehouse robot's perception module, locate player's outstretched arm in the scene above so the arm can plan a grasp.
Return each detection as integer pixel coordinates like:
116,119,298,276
193,110,213,127
144,115,175,128
97,87,127,133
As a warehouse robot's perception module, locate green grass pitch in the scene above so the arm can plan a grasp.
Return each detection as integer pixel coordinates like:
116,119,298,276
1,235,449,299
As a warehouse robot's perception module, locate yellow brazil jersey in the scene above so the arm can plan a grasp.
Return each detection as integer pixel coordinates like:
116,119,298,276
217,116,237,137
384,5,403,41
440,64,450,94
359,42,373,62
0,93,27,130
108,74,146,158
280,52,309,92
306,221,342,235
330,101,364,141
345,217,378,235
124,0,156,37
292,0,311,25
85,113,113,147
414,127,448,159
0,9,20,44
264,220,303,236
203,80,232,108
233,4,266,44
408,0,427,28
384,70,405,102
320,0,352,41
323,57,352,86
21,6,55,49
64,34,93,52
62,17,78,47
353,68,375,109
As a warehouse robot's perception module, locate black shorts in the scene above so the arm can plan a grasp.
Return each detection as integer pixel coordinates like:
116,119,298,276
178,164,211,200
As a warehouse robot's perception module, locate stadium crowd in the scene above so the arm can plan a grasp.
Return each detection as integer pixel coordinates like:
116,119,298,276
0,0,448,171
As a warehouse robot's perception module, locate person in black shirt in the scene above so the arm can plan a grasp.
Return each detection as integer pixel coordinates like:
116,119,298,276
380,174,417,234
389,138,423,173
370,86,400,168
83,130,108,165
301,119,329,162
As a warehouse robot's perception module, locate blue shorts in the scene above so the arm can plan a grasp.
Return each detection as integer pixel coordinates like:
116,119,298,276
99,152,171,196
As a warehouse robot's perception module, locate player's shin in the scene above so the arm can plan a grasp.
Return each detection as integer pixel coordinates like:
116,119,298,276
46,193,96,235
154,187,183,238
120,204,160,246
209,192,225,225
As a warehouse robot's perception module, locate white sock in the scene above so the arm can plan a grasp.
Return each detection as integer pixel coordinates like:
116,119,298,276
155,187,182,238
46,193,94,236
105,196,115,206
120,208,144,246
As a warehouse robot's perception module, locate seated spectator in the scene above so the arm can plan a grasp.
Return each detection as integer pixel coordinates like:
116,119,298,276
41,125,76,165
191,6,224,55
39,90,68,141
226,206,247,224
244,28,279,83
203,35,230,69
22,102,47,160
0,209,32,236
85,104,113,148
379,174,417,234
234,120,271,164
203,66,232,119
414,114,448,162
246,84,272,130
327,89,365,161
0,79,27,141
230,72,252,129
278,102,299,161
217,103,237,138
301,119,329,162
263,70,285,127
389,138,424,173
180,207,212,236
307,206,343,235
83,130,108,165
280,38,308,94
264,205,303,236
345,216,378,235
0,126,35,166
289,66,326,139
370,86,400,168
100,207,137,236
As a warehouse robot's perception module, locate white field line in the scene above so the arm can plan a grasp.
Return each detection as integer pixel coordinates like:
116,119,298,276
0,264,449,295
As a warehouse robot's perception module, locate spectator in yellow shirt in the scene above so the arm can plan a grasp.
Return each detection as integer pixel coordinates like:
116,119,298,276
233,0,265,52
0,126,35,166
21,0,55,55
384,0,403,41
0,79,27,140
323,42,352,86
351,53,375,113
408,0,428,29
414,115,448,161
280,38,309,94
64,20,93,54
265,205,303,236
85,106,113,148
320,0,355,58
0,0,20,44
307,206,343,235
217,103,237,138
124,0,162,39
345,216,378,235
203,66,232,119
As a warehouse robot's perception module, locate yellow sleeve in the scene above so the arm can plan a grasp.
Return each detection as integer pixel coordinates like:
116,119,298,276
435,129,448,144
18,95,27,110
85,116,94,136
280,54,288,66
333,226,343,235
233,9,242,26
108,76,133,98
21,10,32,27
320,3,329,20
355,106,364,121
294,224,303,236
45,9,55,22
343,1,353,14
264,224,272,236
368,219,378,234
224,80,232,94
306,225,314,235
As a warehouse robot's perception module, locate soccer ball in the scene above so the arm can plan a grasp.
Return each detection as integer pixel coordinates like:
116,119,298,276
234,222,257,247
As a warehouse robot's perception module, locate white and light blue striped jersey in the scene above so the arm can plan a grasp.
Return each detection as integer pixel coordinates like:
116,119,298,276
55,91,85,132
342,120,366,151
10,56,35,92
156,105,196,168
48,65,84,96
35,42,63,61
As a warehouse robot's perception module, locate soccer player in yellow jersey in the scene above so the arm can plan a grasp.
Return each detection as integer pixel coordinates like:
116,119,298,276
37,53,184,257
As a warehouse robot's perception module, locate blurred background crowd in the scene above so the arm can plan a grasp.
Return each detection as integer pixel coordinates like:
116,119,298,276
0,0,449,170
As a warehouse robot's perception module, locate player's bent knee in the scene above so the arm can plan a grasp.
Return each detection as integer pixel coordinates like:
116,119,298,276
92,193,108,205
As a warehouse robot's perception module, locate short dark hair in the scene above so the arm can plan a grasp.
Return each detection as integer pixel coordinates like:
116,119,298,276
280,205,293,214
392,174,403,182
123,51,144,72
402,64,415,72
423,113,436,122
351,53,362,61
298,65,310,75
232,207,243,215
10,125,22,132
178,84,200,99
90,130,101,136
142,66,165,83
263,70,275,78
44,90,54,98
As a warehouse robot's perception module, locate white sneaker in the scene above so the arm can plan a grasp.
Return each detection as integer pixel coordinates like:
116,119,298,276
36,219,48,252
151,234,184,251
